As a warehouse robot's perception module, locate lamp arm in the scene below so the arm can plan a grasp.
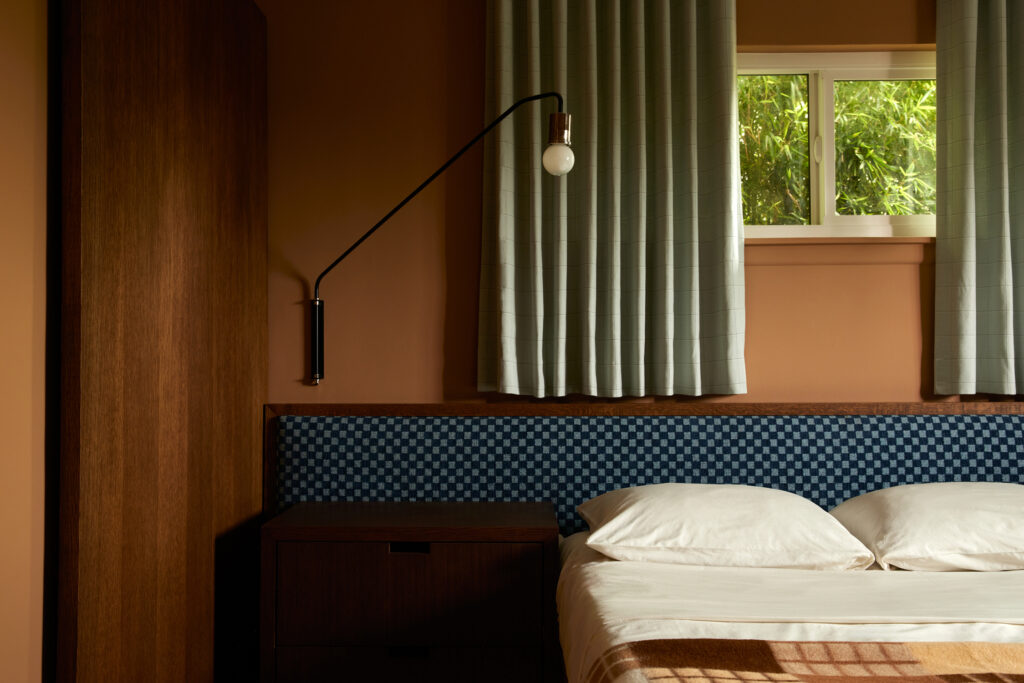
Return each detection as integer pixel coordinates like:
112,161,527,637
313,91,563,299
309,90,565,385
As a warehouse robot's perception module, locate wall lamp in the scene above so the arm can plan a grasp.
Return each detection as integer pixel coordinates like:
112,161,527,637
309,91,573,385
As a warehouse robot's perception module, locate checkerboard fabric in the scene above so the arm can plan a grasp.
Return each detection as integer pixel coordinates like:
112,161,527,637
275,415,1023,534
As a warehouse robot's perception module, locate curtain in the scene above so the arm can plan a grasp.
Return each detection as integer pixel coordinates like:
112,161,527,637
477,0,745,398
935,0,1024,394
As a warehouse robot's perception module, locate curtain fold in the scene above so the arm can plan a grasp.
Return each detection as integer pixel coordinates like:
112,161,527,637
478,0,745,398
935,0,1024,394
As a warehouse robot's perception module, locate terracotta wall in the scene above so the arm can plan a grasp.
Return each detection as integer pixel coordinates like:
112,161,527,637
742,239,934,403
0,0,47,680
263,0,938,405
737,0,935,51
262,0,479,403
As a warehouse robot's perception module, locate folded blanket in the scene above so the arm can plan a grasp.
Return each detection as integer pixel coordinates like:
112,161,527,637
585,639,1024,683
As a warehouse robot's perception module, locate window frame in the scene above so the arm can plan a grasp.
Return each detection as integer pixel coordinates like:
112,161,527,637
738,52,937,239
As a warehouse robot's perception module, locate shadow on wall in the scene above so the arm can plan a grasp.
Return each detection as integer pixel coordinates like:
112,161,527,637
918,243,936,399
441,0,486,401
43,0,63,678
214,515,262,683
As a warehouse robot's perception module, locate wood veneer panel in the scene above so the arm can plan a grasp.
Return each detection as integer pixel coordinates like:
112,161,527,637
59,1,267,681
57,2,83,681
402,542,542,646
263,500,559,535
275,542,390,646
273,646,539,683
262,502,557,682
266,401,1024,418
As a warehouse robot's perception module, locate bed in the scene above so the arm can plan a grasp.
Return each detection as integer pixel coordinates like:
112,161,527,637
559,533,1024,683
556,479,1024,683
263,402,1024,682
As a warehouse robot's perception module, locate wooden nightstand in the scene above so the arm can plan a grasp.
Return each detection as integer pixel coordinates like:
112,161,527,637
260,501,561,683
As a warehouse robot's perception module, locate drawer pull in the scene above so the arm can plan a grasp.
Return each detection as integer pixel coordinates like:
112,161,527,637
387,646,430,660
389,541,430,554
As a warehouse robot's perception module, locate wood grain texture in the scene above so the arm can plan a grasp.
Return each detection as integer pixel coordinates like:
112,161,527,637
261,502,559,683
265,401,1024,418
273,646,540,683
263,500,559,535
59,1,267,681
274,541,542,647
57,1,83,680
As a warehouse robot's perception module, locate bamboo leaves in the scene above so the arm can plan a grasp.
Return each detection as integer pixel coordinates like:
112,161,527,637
738,74,811,225
737,75,937,225
834,79,936,216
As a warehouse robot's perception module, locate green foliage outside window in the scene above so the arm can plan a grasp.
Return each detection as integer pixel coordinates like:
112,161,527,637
834,79,936,215
738,74,811,225
737,75,936,225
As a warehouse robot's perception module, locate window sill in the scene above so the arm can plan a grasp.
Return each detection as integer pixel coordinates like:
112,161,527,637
744,221,935,240
745,236,934,246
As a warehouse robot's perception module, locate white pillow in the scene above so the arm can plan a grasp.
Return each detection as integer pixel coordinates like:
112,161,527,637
830,482,1024,571
578,483,874,569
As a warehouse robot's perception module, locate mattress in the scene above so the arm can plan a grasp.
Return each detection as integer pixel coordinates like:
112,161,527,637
557,532,1024,683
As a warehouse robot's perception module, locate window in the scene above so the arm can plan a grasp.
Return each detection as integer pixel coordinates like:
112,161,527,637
738,52,936,238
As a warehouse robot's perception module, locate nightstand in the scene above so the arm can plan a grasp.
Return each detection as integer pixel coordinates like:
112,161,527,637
260,501,561,683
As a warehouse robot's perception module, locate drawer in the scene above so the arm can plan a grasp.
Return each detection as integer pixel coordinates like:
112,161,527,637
275,541,543,647
275,645,540,683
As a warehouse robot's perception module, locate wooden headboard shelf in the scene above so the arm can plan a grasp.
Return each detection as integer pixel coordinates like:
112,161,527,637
265,401,1024,419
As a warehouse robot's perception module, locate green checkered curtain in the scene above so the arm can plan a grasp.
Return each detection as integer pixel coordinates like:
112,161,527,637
477,0,746,398
935,0,1024,394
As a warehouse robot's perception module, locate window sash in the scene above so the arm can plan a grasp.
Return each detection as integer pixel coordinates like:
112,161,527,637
738,52,936,239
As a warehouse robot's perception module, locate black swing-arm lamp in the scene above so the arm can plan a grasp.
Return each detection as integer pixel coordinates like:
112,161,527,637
309,91,573,385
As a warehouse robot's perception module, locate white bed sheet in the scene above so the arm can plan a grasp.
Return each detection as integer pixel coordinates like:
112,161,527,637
558,532,1024,683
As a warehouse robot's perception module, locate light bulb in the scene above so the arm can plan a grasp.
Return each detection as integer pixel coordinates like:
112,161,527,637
543,143,574,176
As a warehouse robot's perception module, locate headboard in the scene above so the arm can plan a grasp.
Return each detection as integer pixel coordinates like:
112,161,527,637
263,403,1024,535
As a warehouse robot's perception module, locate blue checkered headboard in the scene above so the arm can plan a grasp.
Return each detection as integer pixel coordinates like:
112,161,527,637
274,414,1023,534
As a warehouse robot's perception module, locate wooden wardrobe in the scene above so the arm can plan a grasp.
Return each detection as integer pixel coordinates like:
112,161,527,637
58,1,267,680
